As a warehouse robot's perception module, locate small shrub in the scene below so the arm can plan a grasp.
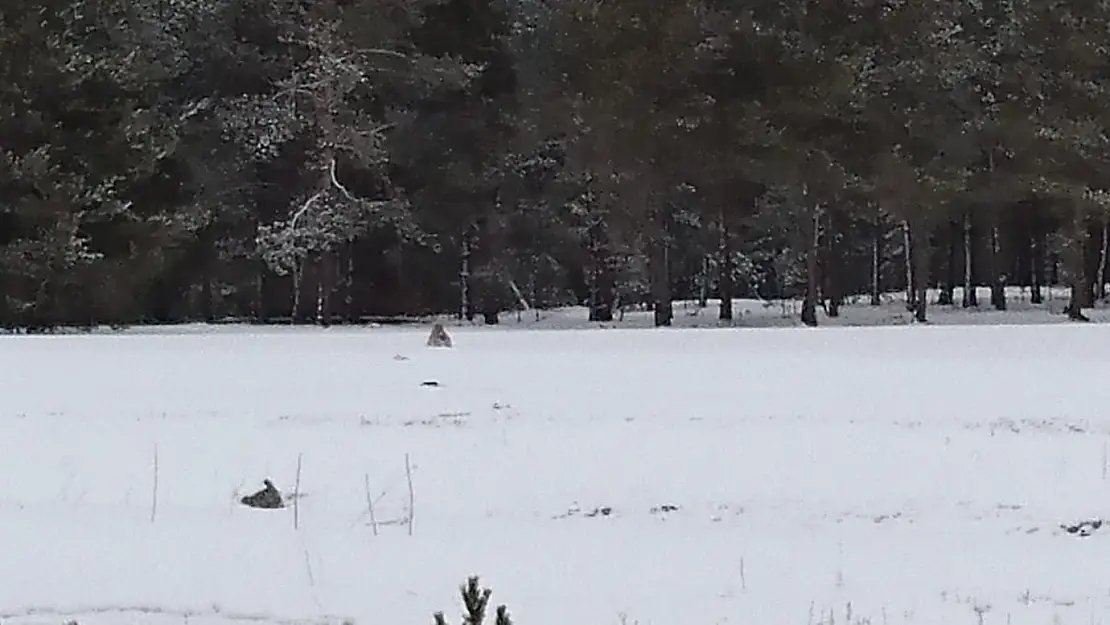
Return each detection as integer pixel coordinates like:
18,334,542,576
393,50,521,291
434,576,513,625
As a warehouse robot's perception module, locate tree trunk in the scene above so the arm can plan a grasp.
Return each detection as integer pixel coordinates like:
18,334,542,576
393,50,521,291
823,207,842,317
801,206,820,327
937,220,957,305
1030,237,1044,304
1084,220,1101,307
588,258,614,322
200,274,214,322
988,222,1006,310
460,234,472,321
1068,279,1089,320
315,269,325,325
1066,208,1090,321
291,259,304,324
482,303,499,325
650,237,672,327
253,269,264,321
319,250,335,326
528,257,540,322
718,211,734,321
1050,247,1060,287
648,198,674,327
1097,217,1108,302
343,242,356,322
1029,220,1044,304
588,272,614,322
902,221,915,312
587,216,614,322
912,220,929,322
311,54,338,326
870,211,882,306
962,209,978,307
697,255,710,309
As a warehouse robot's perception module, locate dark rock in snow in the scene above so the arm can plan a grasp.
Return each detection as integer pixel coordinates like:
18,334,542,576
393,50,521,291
557,503,684,520
1061,518,1102,537
241,479,284,509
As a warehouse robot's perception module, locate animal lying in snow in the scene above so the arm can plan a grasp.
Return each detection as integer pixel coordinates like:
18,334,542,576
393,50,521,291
426,323,452,348
240,479,284,509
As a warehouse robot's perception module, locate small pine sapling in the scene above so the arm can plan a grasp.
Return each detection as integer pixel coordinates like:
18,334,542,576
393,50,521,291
460,576,490,625
433,576,513,625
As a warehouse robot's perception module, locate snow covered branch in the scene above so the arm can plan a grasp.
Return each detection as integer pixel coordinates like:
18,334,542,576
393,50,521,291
328,158,358,203
289,190,326,231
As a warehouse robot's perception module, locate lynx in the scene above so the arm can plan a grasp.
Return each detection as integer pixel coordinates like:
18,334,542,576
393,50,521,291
426,322,452,348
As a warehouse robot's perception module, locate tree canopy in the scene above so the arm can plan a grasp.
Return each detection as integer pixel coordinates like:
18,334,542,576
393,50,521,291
2,0,1108,328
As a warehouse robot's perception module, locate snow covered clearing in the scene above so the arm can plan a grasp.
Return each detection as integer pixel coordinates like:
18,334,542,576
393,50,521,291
2,322,1110,625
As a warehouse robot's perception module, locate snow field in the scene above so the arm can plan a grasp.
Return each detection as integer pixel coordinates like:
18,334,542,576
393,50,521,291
2,325,1110,625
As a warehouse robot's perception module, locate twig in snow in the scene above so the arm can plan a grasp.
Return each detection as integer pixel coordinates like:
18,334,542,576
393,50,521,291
303,547,316,588
229,481,245,515
835,540,844,587
150,443,159,523
294,453,303,530
405,453,415,536
973,603,990,625
740,557,746,591
1102,440,1107,481
365,473,379,536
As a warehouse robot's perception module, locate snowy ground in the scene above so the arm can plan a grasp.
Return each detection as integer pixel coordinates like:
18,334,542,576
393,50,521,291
3,321,1110,625
477,285,1110,331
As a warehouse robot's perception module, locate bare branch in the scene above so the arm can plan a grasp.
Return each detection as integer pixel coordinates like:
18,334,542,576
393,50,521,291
328,158,358,202
290,190,325,230
357,47,410,61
